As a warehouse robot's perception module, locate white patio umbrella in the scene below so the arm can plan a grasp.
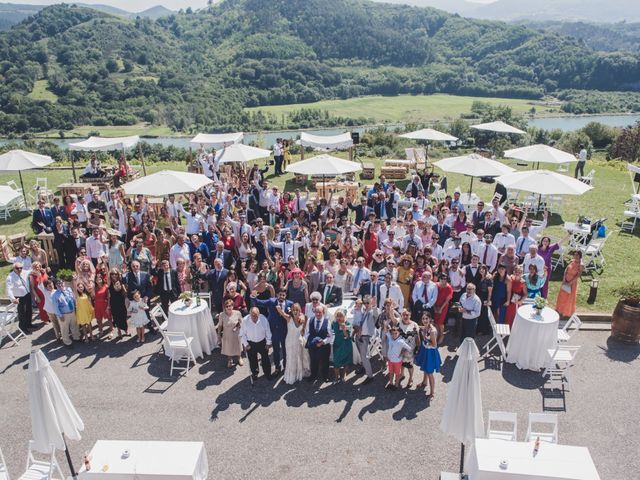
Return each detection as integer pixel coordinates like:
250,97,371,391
470,120,526,135
122,170,213,196
0,149,53,206
496,170,593,196
440,338,484,474
399,128,458,142
215,143,272,164
286,154,361,194
504,144,577,169
434,154,515,195
0,185,22,207
29,349,84,478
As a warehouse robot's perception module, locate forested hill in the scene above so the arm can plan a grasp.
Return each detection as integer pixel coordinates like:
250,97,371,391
1,0,640,135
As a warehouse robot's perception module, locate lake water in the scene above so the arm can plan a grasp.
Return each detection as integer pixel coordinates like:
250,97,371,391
2,115,638,149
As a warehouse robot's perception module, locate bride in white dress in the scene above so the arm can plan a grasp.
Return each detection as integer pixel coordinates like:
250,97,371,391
280,303,310,384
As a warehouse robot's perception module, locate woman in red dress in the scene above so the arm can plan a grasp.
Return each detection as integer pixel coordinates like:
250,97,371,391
433,272,453,344
93,274,112,337
29,261,49,323
505,265,527,328
362,224,378,267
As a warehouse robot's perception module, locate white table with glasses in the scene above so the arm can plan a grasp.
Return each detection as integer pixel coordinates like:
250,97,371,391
167,299,218,359
506,305,559,371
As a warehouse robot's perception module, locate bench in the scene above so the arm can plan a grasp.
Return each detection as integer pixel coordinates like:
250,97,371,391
360,163,375,180
380,166,408,179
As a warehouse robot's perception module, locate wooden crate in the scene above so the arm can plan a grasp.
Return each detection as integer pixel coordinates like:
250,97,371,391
58,183,89,198
8,233,26,253
36,232,58,266
380,166,408,179
0,235,8,262
384,159,411,171
361,163,375,180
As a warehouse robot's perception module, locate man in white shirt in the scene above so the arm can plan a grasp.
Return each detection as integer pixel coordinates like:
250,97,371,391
75,196,89,226
267,186,281,213
494,223,516,254
575,143,587,178
429,236,443,261
401,222,423,251
448,259,466,303
459,283,481,342
520,210,548,239
489,198,507,225
240,307,273,381
381,230,399,255
411,271,438,320
477,234,499,273
85,227,106,266
459,222,476,245
377,220,390,246
6,262,32,332
352,295,378,383
291,188,309,214
166,194,187,222
271,231,304,261
515,226,536,261
378,274,404,311
350,257,371,295
523,244,546,275
169,234,191,269
184,205,204,236
273,139,283,176
443,236,462,264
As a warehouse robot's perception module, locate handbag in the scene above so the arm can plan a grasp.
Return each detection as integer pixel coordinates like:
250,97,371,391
561,282,572,293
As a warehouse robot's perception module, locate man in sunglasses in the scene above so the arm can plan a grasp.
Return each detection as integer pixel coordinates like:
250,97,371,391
6,262,33,333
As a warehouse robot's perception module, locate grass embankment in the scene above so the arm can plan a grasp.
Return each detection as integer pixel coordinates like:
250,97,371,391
0,155,636,314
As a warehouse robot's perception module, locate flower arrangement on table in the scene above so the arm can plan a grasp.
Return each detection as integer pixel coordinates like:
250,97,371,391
533,295,548,313
179,291,193,306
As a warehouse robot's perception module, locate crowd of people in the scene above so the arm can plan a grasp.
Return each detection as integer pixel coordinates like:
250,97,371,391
4,156,585,396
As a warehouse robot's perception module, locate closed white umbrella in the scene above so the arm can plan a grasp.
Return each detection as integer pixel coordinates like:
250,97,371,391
440,337,484,474
496,170,593,196
434,154,515,195
29,349,84,478
504,144,577,167
286,155,362,176
399,128,458,142
0,149,54,205
215,144,272,164
122,170,213,196
471,120,526,135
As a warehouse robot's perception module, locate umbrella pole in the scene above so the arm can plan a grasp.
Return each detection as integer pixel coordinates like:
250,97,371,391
459,443,465,474
63,437,78,480
18,170,28,209
468,177,474,197
71,152,77,182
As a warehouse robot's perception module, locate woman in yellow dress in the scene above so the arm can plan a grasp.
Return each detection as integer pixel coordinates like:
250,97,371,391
282,139,292,168
555,250,583,318
397,254,415,308
75,282,95,342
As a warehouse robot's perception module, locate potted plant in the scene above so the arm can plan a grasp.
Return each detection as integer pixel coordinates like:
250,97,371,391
611,283,640,344
56,268,75,287
179,291,193,307
533,295,548,315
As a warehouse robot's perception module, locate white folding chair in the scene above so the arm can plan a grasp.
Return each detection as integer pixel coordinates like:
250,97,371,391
544,345,580,387
0,444,10,480
18,441,64,480
166,332,196,376
482,309,509,360
404,148,416,163
621,202,640,232
6,181,26,209
557,314,582,343
149,304,168,332
367,329,384,360
194,292,212,309
432,188,446,204
525,413,559,444
580,232,610,272
487,411,518,441
0,304,26,347
579,169,595,186
550,244,567,271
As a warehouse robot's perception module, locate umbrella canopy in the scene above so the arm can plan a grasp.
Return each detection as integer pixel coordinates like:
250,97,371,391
28,349,84,453
122,170,213,196
496,170,593,196
441,337,484,445
0,185,22,207
504,144,576,165
215,144,272,164
286,155,362,176
298,132,353,150
68,136,139,151
190,132,243,149
434,154,515,178
471,121,525,135
399,128,458,142
0,149,53,170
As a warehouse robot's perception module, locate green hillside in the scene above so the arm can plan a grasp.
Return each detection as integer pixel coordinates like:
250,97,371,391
1,0,640,135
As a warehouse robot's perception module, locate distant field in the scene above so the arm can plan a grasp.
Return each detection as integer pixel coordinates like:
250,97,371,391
245,94,563,124
27,80,58,103
39,123,176,139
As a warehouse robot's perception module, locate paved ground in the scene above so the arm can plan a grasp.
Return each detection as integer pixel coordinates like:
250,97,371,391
1,324,639,480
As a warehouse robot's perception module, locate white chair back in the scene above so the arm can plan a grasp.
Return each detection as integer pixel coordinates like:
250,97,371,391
23,440,64,480
526,413,559,444
558,314,582,342
0,444,9,480
194,292,211,309
149,304,168,331
487,411,518,441
165,331,196,376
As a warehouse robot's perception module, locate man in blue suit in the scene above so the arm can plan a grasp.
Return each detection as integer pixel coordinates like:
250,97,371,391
250,288,292,376
31,199,55,234
124,260,156,333
204,258,229,314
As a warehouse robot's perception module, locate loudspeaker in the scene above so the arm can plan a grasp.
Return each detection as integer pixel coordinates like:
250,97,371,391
351,132,360,145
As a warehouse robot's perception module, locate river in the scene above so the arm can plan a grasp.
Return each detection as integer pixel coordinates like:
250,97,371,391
1,115,638,149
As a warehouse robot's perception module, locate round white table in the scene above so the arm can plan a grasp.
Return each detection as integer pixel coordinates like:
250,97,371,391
167,299,218,359
506,305,559,371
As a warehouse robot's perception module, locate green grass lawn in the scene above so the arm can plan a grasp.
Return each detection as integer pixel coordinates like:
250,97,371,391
27,80,58,103
0,156,636,314
37,123,178,139
245,94,563,124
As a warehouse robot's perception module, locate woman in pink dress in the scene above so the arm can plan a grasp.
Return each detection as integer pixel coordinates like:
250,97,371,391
362,224,378,267
433,273,453,344
30,262,49,323
505,265,527,328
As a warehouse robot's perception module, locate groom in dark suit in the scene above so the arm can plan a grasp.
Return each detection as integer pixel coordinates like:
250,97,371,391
319,273,342,307
124,260,156,333
32,199,55,234
250,289,292,375
204,258,229,314
153,260,180,315
305,305,334,383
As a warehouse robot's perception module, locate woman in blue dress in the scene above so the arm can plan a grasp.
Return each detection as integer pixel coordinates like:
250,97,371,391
415,313,442,400
525,264,547,299
489,264,511,324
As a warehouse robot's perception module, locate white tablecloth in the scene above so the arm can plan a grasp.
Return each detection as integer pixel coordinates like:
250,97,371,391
506,305,559,371
79,440,208,480
167,300,218,359
465,438,600,480
459,192,481,210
